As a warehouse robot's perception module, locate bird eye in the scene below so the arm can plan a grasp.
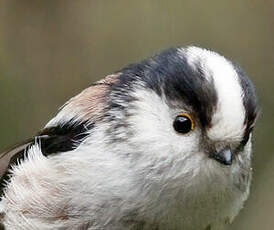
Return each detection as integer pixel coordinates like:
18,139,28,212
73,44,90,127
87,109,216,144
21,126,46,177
173,113,195,134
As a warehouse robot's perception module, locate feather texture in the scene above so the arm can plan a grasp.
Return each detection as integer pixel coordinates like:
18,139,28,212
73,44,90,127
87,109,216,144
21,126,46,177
0,47,257,230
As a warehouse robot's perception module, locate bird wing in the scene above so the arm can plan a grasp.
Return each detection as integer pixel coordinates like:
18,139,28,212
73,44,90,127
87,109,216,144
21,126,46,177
0,121,94,197
0,73,120,197
0,139,33,176
0,138,34,196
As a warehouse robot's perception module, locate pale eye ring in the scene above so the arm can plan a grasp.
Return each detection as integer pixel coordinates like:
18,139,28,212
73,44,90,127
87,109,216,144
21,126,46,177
173,113,195,134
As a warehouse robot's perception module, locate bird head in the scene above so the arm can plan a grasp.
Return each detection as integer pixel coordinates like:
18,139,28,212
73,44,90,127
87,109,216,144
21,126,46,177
93,47,257,174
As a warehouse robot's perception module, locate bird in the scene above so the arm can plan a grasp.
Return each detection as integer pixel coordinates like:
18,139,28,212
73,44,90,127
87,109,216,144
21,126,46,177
0,46,257,230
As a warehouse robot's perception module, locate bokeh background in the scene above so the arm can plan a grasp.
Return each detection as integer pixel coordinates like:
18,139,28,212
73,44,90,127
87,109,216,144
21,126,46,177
0,1,273,229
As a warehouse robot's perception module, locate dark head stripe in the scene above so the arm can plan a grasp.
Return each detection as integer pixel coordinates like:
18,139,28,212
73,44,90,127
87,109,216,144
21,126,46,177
233,64,258,136
109,48,217,129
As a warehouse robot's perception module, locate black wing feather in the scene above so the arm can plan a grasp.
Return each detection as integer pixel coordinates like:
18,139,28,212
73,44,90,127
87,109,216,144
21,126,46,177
0,121,93,197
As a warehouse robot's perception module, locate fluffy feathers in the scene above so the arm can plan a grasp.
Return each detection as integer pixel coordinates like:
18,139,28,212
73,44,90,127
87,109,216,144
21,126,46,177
0,46,257,230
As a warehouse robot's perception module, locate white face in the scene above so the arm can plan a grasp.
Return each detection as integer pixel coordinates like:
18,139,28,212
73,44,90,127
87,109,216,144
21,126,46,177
126,87,246,167
127,88,201,164
120,77,253,230
121,47,253,190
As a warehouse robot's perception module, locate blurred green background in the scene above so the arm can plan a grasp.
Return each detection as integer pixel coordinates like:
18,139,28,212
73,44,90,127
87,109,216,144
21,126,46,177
0,1,273,229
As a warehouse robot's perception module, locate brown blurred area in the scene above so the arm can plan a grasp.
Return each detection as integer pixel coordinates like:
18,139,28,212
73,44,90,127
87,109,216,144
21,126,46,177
0,1,273,229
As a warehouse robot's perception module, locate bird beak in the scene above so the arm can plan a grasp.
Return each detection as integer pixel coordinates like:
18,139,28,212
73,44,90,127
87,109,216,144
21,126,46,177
210,146,233,166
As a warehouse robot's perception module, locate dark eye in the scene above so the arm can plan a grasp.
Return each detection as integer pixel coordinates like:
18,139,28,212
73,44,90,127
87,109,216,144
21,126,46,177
173,113,195,134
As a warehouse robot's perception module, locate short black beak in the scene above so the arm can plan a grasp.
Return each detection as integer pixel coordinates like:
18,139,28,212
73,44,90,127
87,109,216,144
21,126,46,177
210,147,233,166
